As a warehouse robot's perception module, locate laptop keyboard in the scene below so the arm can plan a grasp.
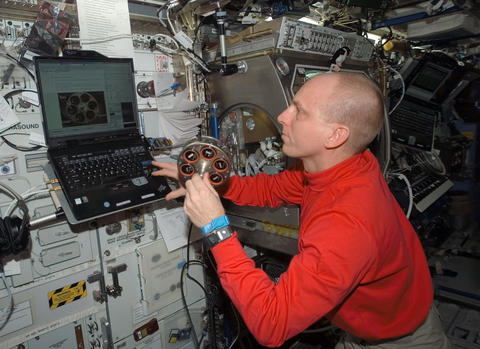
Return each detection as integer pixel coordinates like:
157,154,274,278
57,146,153,192
411,174,453,212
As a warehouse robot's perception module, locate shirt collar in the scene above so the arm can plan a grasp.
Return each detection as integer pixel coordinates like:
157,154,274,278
303,150,376,189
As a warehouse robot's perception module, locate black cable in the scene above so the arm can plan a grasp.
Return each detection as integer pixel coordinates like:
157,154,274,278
0,132,31,137
187,48,218,73
3,89,37,100
196,73,208,86
186,223,207,294
226,300,241,349
0,55,39,153
361,30,390,69
181,260,207,349
181,222,208,349
0,90,41,151
192,15,211,50
1,135,41,152
198,332,206,348
0,53,36,83
166,28,216,73
157,3,212,72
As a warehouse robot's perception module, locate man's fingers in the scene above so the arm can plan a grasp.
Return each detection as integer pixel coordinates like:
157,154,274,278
152,168,177,179
165,187,186,200
185,174,212,201
151,161,179,180
185,173,220,200
202,173,219,196
188,174,205,191
151,161,175,169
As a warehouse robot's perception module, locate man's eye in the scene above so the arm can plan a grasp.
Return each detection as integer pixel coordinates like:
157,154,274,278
295,109,302,119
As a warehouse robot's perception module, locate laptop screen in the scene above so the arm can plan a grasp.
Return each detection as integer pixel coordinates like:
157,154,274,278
35,57,138,144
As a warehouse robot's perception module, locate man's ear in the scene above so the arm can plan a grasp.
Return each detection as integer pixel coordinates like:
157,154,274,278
325,124,349,149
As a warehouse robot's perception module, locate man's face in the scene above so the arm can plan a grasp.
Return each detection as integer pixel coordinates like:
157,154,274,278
277,78,334,160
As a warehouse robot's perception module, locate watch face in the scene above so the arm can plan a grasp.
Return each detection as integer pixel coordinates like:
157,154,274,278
206,226,233,248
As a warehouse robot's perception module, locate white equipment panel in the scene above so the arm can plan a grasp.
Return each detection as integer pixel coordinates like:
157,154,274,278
276,17,374,62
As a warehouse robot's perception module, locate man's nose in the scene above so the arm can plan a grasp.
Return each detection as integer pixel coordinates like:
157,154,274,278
277,108,290,125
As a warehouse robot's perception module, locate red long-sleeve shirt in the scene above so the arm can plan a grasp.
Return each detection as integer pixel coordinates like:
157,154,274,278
212,150,433,347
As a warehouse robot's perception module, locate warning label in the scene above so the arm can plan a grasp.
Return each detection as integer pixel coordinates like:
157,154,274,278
48,281,87,310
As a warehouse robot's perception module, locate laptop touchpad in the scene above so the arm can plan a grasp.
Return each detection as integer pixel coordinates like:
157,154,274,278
132,176,148,186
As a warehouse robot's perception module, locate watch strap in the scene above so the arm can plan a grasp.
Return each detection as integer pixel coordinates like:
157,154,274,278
201,215,230,235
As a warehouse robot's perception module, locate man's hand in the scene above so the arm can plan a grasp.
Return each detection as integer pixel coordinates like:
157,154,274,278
184,174,225,228
151,161,185,200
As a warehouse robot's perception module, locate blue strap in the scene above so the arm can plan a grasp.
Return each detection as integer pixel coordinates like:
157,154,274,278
201,215,230,235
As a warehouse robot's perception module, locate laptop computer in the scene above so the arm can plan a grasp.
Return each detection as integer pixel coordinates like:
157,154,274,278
34,55,171,222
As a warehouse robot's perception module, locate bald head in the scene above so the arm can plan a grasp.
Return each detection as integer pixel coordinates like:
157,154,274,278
306,72,385,154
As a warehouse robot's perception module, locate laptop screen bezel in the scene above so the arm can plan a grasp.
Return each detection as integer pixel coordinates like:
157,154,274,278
34,55,140,148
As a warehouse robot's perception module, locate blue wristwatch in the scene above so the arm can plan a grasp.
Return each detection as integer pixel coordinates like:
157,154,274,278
201,215,230,235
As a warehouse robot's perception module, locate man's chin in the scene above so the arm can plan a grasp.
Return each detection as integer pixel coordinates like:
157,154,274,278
281,145,294,158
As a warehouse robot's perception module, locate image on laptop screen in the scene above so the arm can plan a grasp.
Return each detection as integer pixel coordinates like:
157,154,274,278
36,58,138,142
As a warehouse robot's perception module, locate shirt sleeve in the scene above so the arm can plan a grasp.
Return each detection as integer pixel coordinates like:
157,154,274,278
211,210,377,347
223,162,305,207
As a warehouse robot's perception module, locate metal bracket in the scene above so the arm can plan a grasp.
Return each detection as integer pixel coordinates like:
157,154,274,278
106,263,127,298
87,263,127,302
87,271,108,304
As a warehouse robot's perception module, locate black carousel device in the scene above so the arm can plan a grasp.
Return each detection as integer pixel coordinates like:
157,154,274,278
177,136,232,195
